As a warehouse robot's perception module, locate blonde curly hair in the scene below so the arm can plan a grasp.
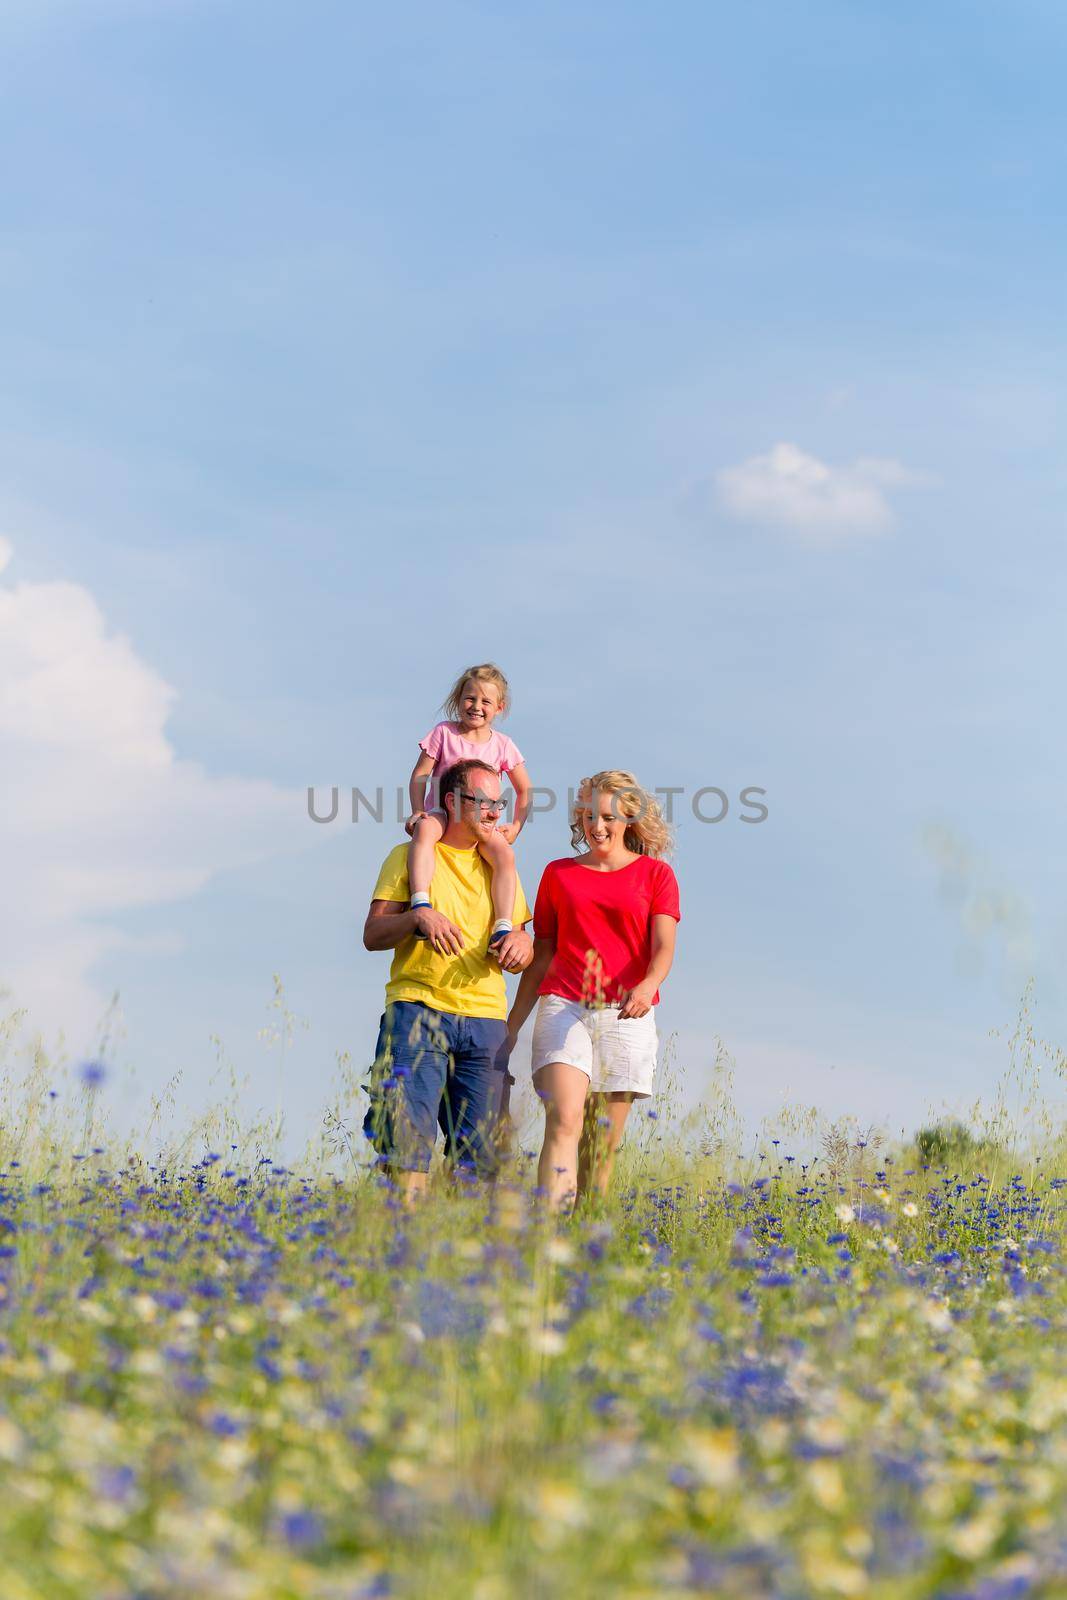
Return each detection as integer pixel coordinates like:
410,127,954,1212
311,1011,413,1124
442,662,511,720
569,769,673,859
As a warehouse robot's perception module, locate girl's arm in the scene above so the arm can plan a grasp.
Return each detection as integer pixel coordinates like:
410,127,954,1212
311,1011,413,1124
618,914,678,1019
505,936,554,1040
498,761,532,845
407,751,437,826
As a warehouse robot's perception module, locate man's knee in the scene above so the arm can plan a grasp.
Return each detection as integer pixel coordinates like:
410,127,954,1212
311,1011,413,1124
442,1031,509,1177
363,1081,435,1172
364,1003,449,1169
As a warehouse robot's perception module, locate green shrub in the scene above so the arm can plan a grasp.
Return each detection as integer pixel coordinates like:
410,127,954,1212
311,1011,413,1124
915,1119,975,1164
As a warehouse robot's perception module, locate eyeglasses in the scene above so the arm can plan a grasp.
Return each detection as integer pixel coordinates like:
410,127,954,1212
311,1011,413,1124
458,791,503,815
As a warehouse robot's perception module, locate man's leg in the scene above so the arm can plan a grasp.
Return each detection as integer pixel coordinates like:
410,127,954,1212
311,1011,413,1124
439,1016,508,1180
363,1002,449,1192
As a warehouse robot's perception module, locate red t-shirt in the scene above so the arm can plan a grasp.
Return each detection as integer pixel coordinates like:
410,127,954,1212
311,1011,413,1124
533,855,681,1006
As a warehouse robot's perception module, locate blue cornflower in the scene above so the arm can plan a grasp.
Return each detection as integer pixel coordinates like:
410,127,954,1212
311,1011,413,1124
207,1412,243,1437
279,1510,324,1549
97,1465,137,1503
79,1060,107,1089
414,1279,485,1341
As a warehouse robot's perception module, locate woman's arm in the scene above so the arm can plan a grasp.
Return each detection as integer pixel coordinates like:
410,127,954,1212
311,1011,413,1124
618,914,678,1019
505,936,554,1038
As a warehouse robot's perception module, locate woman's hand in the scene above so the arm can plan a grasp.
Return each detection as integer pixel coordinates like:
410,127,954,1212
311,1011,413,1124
618,980,656,1019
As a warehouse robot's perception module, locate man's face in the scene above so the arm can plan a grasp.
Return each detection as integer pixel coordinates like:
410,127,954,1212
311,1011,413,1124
450,772,503,842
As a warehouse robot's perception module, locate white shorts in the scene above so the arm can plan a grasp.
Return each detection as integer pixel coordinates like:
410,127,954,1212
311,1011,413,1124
530,994,659,1098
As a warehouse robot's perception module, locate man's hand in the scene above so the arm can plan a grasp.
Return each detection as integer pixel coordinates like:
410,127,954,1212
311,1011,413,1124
495,820,520,846
490,928,533,973
404,811,427,838
618,980,656,1019
413,905,465,954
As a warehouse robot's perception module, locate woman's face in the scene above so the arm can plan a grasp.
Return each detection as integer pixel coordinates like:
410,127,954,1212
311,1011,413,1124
580,790,630,853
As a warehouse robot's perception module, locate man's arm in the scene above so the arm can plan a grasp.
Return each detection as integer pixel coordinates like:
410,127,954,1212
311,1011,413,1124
363,898,464,955
491,926,533,973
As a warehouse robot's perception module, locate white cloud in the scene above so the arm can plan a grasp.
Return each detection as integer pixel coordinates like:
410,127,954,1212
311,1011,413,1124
716,442,931,542
0,542,307,1052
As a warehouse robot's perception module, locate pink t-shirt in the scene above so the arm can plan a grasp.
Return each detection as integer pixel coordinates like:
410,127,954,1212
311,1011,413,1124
419,721,525,781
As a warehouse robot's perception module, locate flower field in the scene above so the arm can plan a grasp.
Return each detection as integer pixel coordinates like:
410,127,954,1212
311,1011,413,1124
1,1108,1065,1599
0,999,1064,1600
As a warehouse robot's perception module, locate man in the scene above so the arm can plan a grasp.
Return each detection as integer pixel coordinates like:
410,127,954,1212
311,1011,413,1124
362,758,534,1196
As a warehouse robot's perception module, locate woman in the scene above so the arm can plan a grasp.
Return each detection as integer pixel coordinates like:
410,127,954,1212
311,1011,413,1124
504,770,680,1210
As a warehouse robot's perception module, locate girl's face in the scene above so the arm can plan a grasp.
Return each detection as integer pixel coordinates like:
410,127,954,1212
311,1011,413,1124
458,679,502,731
579,791,631,854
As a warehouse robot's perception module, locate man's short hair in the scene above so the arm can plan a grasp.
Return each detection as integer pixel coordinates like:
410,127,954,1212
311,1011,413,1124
438,759,498,813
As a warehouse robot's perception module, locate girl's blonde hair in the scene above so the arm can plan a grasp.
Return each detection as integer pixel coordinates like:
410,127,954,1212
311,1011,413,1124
570,769,674,859
443,662,511,719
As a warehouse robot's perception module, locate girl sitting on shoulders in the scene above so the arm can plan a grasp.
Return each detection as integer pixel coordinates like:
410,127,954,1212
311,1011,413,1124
406,662,532,952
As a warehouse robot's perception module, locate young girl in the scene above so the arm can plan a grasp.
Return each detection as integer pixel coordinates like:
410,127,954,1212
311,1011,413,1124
406,663,532,950
503,769,680,1210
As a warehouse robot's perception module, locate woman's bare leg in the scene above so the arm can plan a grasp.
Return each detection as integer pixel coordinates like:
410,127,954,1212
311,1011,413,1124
408,812,445,900
577,1092,635,1201
533,1061,590,1213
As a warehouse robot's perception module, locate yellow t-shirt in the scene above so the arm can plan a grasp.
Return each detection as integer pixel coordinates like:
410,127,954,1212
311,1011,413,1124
372,842,532,1021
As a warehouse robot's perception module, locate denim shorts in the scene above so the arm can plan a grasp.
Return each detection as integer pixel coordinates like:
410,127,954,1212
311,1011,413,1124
363,1001,510,1175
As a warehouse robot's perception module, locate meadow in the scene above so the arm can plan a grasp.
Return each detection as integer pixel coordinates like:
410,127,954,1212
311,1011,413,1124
0,1002,1064,1599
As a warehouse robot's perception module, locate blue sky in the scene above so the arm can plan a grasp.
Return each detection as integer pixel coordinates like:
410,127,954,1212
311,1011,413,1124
2,0,1064,1154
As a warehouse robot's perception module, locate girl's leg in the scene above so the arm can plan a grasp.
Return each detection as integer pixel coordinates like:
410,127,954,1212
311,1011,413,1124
477,830,517,942
577,1092,635,1201
408,812,445,901
532,1061,590,1213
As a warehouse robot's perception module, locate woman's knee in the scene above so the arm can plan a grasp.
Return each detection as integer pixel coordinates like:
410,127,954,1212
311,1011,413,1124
545,1102,585,1142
